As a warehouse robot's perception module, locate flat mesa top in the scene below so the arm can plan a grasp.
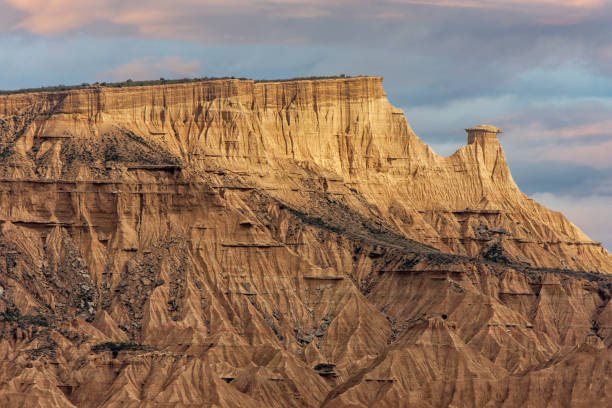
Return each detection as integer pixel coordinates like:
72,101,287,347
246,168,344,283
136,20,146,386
465,124,503,133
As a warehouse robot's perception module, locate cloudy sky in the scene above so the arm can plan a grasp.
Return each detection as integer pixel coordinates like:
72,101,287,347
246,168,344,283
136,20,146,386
1,0,611,248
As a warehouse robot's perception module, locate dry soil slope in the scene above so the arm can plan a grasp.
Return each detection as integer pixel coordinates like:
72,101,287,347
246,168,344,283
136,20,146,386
0,78,609,407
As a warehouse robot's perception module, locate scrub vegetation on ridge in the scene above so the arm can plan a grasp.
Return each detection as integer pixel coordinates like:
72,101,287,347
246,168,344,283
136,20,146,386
0,74,356,96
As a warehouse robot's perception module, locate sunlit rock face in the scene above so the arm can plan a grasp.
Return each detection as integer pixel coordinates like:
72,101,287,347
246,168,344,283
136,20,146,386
0,77,611,407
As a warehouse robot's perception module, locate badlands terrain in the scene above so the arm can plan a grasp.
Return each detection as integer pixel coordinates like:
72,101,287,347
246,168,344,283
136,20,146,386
0,77,611,407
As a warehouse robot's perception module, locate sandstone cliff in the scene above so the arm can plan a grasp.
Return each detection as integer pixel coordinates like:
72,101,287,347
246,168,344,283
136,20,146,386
0,77,610,407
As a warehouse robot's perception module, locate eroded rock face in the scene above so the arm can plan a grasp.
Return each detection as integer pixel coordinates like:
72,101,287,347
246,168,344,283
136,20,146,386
0,77,610,407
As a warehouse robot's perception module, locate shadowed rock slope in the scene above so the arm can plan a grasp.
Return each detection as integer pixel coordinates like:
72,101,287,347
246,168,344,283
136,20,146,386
0,77,610,407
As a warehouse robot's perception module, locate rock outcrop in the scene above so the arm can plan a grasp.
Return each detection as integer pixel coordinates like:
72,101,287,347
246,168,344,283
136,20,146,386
0,77,610,407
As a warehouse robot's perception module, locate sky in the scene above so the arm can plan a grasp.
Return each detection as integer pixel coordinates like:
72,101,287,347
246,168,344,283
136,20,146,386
0,0,611,248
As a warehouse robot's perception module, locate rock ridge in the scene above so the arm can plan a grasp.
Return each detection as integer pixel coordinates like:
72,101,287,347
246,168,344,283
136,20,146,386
0,76,611,407
0,76,607,271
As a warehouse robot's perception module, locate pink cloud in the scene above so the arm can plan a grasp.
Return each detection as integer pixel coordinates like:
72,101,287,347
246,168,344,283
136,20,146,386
541,138,612,169
95,56,201,82
7,0,112,34
392,0,605,24
514,120,612,141
393,0,603,8
5,0,339,35
5,0,606,36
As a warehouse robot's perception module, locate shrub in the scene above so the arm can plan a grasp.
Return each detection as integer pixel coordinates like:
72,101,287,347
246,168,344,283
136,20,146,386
0,308,50,327
0,75,360,96
91,342,150,358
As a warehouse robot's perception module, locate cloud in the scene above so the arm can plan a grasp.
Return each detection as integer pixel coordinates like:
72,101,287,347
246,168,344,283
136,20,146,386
3,0,343,36
96,56,201,82
532,192,612,250
396,0,603,4
392,0,606,24
515,119,612,141
392,0,604,8
4,0,612,38
6,0,115,34
508,160,612,198
540,138,612,169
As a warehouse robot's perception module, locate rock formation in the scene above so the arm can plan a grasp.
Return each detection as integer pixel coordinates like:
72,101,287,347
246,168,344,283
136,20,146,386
0,77,610,407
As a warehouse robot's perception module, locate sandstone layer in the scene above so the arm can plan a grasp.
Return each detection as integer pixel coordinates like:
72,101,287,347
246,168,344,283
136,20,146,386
0,77,610,407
